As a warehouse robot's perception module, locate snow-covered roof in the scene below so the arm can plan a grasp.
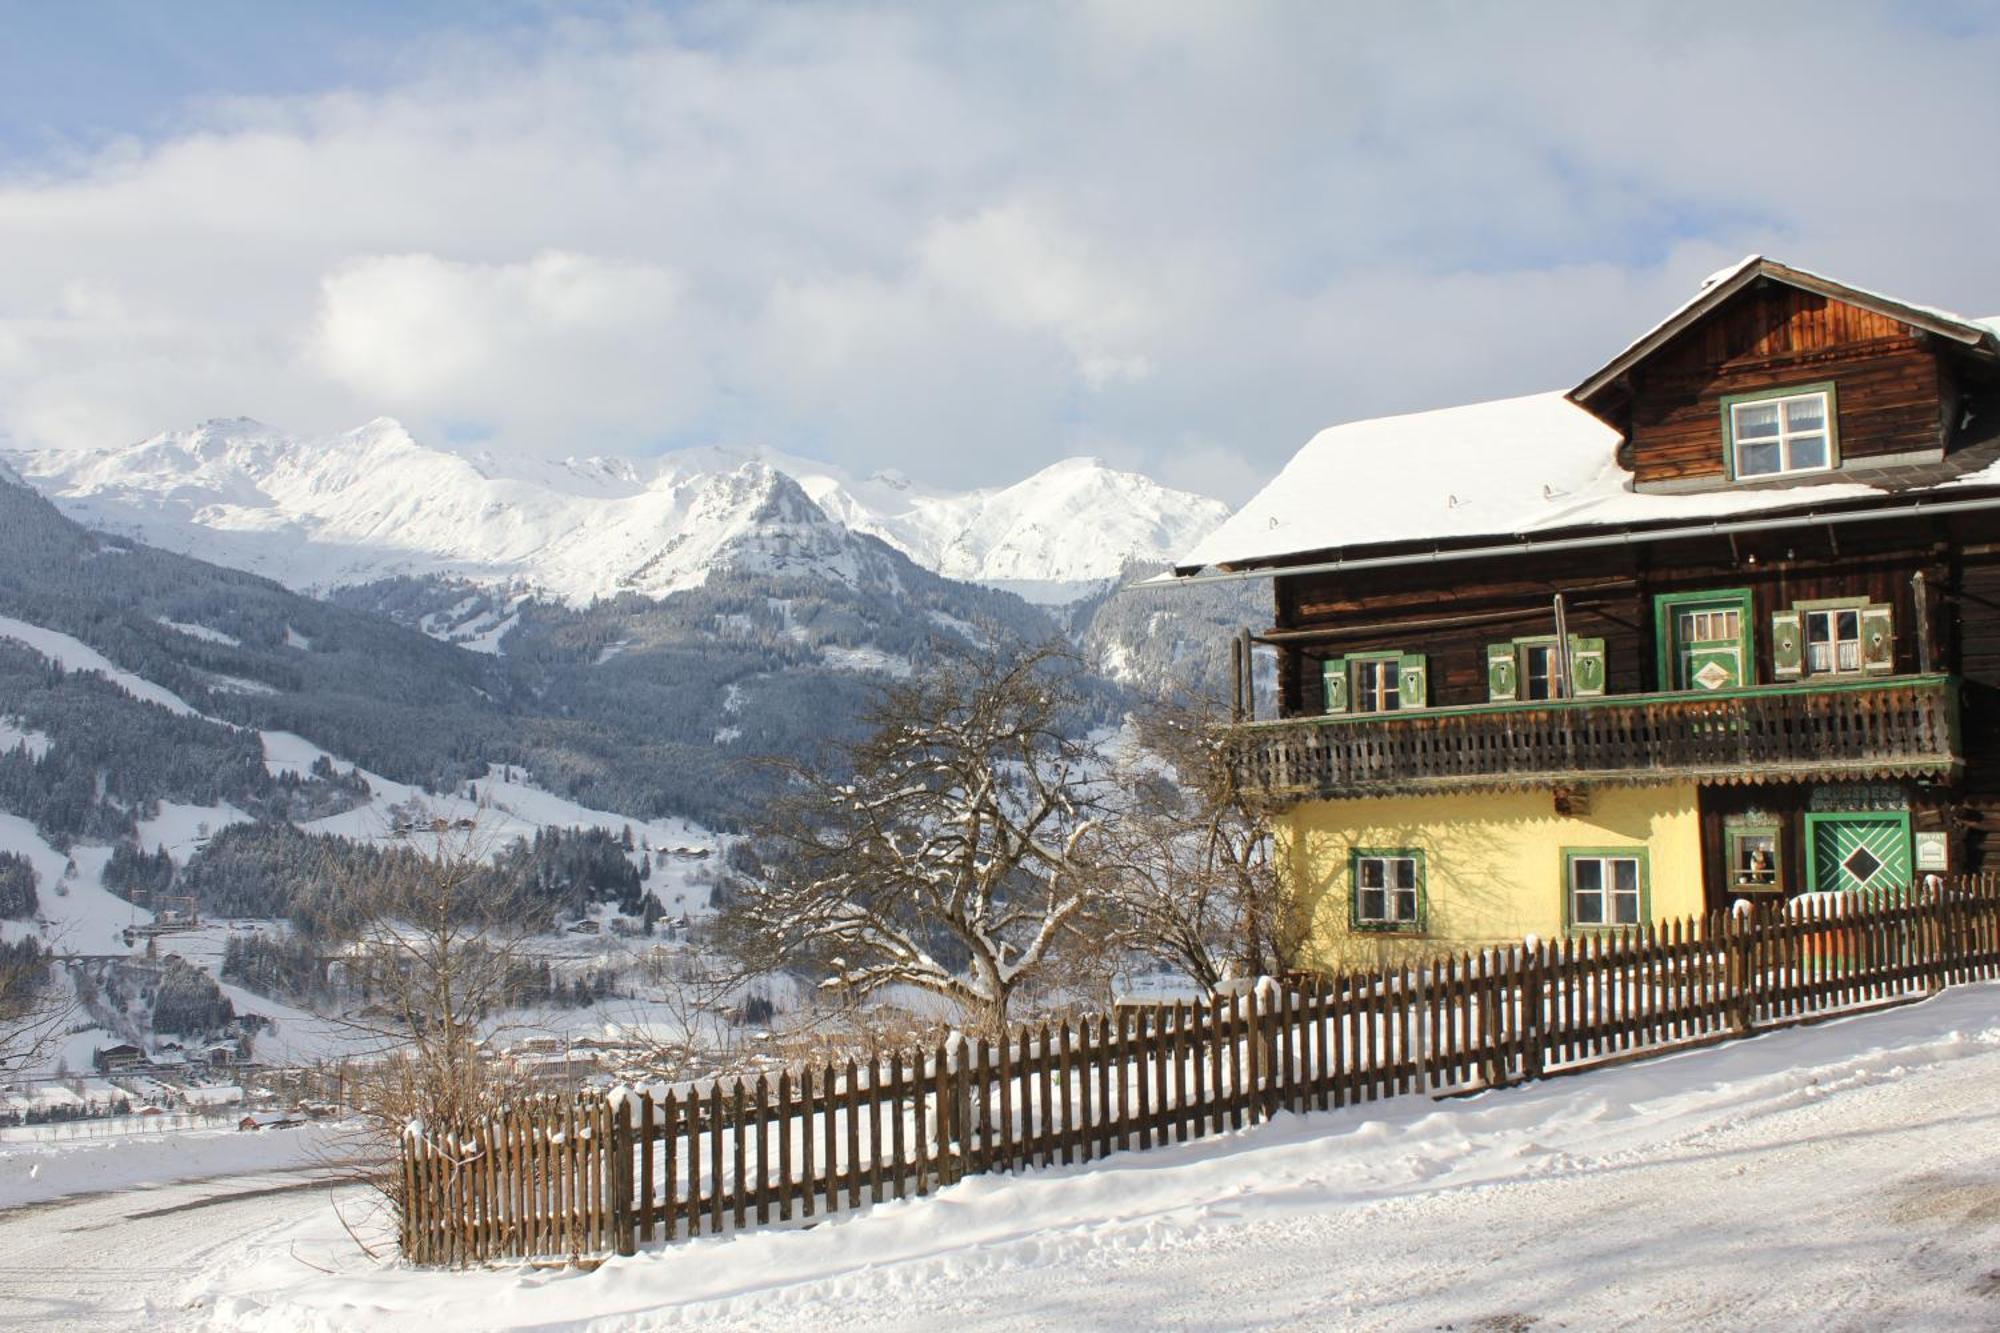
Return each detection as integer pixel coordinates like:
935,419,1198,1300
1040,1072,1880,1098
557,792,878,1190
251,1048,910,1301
1176,391,2000,574
1176,260,2000,576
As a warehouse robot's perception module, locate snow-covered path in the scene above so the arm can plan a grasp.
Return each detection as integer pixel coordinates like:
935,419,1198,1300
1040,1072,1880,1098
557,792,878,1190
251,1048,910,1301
0,1167,363,1332
191,984,2000,1331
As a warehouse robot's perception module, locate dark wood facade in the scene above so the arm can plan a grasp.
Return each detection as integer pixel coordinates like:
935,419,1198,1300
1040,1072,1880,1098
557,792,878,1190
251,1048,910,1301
1271,517,1971,715
1227,263,2000,913
1623,287,1949,487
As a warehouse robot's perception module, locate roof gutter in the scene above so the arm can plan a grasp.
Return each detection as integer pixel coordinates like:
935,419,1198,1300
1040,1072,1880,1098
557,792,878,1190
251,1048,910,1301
1137,490,2000,591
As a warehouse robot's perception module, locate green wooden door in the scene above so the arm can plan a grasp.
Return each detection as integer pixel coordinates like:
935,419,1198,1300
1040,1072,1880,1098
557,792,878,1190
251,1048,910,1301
1674,604,1744,691
1807,814,1912,896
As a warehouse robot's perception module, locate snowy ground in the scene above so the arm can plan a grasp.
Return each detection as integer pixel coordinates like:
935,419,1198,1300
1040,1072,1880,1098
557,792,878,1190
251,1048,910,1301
0,1117,350,1212
4,981,1981,1330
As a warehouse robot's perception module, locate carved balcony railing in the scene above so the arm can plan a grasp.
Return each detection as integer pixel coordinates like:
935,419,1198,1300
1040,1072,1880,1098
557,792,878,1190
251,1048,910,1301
1230,675,1962,800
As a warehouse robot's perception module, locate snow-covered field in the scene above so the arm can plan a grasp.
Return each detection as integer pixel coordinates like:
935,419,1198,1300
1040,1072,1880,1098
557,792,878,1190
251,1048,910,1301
3,980,1985,1331
0,1117,349,1211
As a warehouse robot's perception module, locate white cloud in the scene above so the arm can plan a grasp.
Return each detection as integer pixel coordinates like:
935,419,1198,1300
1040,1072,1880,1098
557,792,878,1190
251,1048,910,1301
0,3,1996,502
919,202,1164,386
310,251,692,437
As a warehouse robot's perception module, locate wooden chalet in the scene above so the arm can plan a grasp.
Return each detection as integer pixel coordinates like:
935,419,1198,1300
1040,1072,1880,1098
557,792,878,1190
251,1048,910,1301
1169,257,2000,968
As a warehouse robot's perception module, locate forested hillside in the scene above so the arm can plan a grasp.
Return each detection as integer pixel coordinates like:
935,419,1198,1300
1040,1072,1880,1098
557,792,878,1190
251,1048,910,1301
0,474,1104,832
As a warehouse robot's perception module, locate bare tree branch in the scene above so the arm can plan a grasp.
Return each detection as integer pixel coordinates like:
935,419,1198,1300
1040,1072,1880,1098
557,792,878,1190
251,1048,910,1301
1096,698,1303,993
724,640,1110,1033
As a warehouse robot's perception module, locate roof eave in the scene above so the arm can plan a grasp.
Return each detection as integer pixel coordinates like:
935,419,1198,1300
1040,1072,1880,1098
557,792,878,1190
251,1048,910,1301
1156,484,2000,589
1569,259,2000,409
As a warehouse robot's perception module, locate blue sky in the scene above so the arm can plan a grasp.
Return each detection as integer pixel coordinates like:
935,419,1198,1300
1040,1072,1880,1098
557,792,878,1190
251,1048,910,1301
1,2,1997,502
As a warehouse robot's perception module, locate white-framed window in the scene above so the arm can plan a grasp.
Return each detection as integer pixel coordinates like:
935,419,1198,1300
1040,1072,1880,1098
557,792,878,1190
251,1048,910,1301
1804,607,1862,674
1566,852,1645,928
1354,851,1423,930
1351,657,1401,713
1729,388,1834,479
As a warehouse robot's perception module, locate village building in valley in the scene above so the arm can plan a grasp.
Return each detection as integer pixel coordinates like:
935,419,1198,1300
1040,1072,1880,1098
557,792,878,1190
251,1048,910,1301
1173,257,2000,971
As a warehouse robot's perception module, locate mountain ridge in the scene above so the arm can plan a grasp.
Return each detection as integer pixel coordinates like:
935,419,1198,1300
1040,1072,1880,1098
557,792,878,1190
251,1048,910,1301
10,419,1229,608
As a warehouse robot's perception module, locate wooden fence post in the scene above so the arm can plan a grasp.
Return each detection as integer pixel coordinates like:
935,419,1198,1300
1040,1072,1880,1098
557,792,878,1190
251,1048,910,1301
1479,951,1504,1089
1520,941,1545,1083
941,1031,972,1187
610,1095,636,1257
1258,979,1280,1120
1726,910,1754,1035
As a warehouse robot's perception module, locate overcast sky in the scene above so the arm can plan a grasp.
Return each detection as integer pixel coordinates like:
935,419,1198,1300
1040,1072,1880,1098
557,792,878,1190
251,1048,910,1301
3,1,1998,503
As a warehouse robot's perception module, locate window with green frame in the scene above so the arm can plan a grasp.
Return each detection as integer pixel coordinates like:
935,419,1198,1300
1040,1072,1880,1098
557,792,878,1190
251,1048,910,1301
1721,382,1839,481
1351,849,1425,932
1563,848,1648,929
1653,588,1754,692
1484,635,1606,701
1726,823,1783,893
1771,596,1894,679
1323,652,1428,714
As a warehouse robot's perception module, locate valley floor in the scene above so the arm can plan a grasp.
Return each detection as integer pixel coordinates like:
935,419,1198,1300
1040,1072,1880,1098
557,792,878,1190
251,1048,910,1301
11,984,2000,1331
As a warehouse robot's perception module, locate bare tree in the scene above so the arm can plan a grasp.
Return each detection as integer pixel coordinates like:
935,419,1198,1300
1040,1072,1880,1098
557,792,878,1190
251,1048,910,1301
1100,700,1301,992
308,822,543,1141
726,642,1108,1033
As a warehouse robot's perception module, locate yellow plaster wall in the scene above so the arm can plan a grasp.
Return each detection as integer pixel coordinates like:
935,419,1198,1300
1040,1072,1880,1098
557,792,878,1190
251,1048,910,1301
1279,783,1705,973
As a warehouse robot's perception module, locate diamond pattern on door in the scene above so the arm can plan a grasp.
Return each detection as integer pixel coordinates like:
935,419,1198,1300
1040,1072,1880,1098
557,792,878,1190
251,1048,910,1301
1841,846,1883,885
1811,816,1911,895
1693,660,1732,691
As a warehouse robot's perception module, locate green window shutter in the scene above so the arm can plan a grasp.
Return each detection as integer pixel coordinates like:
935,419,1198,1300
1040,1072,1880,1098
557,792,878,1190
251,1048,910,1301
1771,610,1804,679
1399,653,1428,709
1861,605,1894,673
1569,637,1607,696
1321,658,1349,714
1486,643,1517,701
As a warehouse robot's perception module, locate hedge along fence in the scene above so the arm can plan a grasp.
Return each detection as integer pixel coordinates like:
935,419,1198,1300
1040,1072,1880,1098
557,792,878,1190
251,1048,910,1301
399,874,2000,1265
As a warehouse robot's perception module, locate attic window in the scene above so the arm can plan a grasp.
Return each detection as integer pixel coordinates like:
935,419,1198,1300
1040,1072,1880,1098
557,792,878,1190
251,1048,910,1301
1723,384,1838,480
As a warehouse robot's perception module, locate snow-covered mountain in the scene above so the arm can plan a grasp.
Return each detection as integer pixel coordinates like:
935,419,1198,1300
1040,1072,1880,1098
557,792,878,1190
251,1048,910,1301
10,419,1227,606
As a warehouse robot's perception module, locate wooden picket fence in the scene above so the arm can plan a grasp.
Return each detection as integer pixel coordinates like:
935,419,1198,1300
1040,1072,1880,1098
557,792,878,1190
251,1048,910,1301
400,874,2000,1265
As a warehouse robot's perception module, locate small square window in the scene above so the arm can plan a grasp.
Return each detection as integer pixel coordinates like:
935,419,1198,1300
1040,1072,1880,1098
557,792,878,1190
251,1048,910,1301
1805,608,1862,674
1727,388,1837,480
1566,851,1647,929
1353,851,1424,931
1352,658,1401,713
1728,825,1783,892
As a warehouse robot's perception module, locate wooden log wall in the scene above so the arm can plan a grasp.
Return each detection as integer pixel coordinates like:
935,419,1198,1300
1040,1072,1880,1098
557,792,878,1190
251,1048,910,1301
1625,285,1946,486
401,876,2000,1266
1271,525,1946,718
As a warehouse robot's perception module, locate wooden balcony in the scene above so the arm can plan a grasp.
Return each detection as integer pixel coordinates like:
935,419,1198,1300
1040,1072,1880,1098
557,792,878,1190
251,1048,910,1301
1230,674,1962,801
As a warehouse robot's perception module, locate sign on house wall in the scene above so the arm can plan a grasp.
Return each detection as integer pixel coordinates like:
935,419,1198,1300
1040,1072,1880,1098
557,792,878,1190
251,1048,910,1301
1809,783,1910,813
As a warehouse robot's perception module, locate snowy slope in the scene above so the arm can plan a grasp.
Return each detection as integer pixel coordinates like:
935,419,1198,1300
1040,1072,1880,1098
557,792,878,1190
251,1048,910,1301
0,612,729,1068
11,420,1226,605
800,455,1231,602
183,982,2000,1331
